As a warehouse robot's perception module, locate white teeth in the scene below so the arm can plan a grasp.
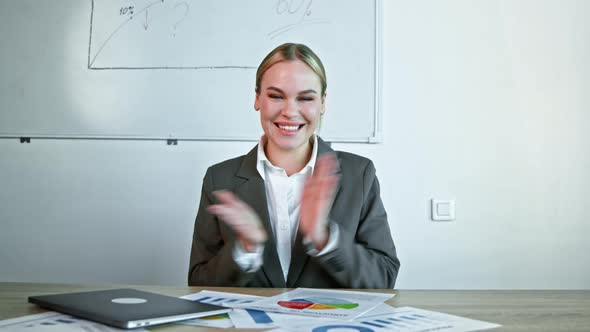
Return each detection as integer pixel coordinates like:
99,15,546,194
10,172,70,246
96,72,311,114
279,125,299,131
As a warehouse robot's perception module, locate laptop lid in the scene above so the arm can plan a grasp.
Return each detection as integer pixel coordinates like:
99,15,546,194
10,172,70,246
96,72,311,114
29,288,231,329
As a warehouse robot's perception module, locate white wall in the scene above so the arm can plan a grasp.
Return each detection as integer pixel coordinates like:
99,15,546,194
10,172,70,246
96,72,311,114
1,0,589,289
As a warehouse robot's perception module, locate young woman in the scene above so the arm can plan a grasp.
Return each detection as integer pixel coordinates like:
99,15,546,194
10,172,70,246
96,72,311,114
188,43,400,288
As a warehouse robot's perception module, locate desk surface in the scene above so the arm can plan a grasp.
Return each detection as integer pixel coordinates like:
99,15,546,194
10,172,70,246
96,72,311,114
1,283,589,331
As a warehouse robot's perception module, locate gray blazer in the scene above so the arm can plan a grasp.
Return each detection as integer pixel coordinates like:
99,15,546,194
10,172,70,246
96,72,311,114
188,137,400,288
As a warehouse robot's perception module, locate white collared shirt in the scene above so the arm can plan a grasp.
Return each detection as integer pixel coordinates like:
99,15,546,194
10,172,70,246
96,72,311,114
232,135,339,280
256,135,317,279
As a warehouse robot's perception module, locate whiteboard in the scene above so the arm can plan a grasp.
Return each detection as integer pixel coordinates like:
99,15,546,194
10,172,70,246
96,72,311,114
0,0,381,142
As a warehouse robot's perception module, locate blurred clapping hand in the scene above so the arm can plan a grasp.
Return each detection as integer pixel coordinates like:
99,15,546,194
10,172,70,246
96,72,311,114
207,191,267,252
299,153,340,250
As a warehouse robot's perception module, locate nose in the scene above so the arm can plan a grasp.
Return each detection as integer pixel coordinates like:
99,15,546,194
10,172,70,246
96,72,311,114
281,99,298,118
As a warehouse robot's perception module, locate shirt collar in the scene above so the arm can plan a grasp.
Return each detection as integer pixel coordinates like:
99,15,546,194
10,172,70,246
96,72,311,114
256,135,318,180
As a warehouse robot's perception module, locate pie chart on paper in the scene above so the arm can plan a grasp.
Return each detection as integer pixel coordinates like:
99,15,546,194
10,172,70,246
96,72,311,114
278,297,360,310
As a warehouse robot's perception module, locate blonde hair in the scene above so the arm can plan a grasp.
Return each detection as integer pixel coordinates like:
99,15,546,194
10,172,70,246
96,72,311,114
255,43,327,96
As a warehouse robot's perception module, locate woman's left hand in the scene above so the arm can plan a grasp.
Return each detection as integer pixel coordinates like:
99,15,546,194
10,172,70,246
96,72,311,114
299,153,340,251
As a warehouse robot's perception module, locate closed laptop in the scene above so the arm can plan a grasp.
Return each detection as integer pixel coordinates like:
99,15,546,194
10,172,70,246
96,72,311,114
29,288,231,329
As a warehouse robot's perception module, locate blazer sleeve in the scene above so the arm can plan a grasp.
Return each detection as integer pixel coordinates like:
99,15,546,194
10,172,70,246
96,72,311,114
187,168,257,286
311,160,401,288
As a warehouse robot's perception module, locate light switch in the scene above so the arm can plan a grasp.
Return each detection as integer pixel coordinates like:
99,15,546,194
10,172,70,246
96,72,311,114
431,199,455,221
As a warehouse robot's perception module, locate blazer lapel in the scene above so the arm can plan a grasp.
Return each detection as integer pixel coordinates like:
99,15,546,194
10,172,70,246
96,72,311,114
235,146,286,287
286,137,343,287
286,231,306,287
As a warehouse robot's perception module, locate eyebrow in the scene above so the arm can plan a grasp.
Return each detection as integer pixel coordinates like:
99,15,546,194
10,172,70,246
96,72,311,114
266,86,318,95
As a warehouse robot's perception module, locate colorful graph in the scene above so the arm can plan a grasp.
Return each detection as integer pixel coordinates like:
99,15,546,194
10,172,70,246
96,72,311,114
198,313,229,321
278,297,359,310
184,294,236,327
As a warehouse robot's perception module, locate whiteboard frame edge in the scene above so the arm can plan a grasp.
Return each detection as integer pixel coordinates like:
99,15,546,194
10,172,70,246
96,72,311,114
0,134,375,143
371,0,383,144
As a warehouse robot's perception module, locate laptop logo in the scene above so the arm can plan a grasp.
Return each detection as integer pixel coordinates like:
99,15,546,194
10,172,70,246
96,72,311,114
111,298,148,304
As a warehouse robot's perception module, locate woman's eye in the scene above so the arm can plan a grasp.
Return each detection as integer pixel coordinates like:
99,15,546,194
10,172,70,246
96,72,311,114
269,94,283,99
299,96,314,101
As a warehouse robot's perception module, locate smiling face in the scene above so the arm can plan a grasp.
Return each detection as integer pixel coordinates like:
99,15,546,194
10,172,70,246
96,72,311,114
255,59,326,161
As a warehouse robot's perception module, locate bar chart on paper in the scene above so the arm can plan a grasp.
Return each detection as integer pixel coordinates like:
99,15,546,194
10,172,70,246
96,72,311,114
289,310,451,332
190,295,257,306
356,310,452,331
281,305,501,332
177,290,255,329
0,312,139,332
181,290,278,329
350,306,500,332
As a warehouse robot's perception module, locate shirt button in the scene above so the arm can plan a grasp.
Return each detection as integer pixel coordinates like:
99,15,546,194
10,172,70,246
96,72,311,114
280,224,288,230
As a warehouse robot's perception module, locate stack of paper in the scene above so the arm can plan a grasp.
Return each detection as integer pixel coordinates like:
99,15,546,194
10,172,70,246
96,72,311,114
181,288,501,332
0,312,145,332
1,288,501,332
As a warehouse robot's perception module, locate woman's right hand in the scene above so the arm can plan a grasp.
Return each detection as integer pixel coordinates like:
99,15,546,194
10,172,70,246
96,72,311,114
207,190,267,252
